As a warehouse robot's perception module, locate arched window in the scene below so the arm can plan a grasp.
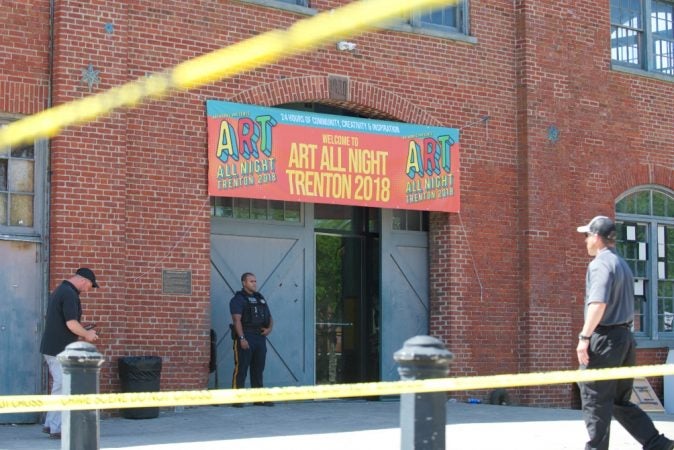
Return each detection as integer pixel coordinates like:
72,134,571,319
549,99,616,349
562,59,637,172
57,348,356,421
616,187,674,345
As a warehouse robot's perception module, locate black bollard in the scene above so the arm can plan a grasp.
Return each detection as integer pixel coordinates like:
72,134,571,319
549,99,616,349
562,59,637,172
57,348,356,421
394,335,454,450
57,342,105,450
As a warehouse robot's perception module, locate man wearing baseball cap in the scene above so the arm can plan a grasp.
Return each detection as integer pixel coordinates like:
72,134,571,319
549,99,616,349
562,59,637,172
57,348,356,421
39,268,99,439
575,216,674,450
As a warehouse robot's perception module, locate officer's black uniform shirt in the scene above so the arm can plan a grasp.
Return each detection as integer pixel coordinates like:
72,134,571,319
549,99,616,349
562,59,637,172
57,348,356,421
230,290,271,332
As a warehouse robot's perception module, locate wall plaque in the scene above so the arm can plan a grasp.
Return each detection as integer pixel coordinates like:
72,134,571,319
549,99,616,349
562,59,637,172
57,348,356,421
162,270,192,295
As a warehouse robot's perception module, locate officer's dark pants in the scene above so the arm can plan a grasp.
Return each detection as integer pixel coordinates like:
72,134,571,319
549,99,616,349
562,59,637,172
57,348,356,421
579,326,672,450
232,333,267,389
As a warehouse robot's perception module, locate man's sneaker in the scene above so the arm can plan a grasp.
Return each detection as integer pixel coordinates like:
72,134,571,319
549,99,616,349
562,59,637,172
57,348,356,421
48,432,61,439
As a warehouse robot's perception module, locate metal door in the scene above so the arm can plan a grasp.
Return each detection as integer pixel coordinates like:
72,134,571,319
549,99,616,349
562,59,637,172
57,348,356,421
0,135,47,424
380,209,429,381
210,205,314,388
0,240,43,423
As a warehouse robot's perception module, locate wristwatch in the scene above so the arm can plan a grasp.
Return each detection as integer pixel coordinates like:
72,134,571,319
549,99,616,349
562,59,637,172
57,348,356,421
239,336,246,341
578,334,591,341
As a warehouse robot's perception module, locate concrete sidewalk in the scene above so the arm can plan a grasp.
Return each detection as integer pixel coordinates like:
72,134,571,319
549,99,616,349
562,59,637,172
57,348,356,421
2,400,674,450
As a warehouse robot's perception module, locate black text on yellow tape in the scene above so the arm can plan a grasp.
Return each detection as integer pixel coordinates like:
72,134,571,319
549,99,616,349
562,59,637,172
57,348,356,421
2,364,674,414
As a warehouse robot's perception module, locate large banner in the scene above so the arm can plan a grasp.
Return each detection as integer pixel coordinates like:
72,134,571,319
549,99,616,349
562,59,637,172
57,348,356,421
206,101,460,212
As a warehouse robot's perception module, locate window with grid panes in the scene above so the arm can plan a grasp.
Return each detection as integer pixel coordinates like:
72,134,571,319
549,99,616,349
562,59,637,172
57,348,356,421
277,0,308,5
611,0,674,76
411,1,468,34
0,132,35,229
616,188,674,342
244,0,309,7
392,209,429,231
211,197,301,222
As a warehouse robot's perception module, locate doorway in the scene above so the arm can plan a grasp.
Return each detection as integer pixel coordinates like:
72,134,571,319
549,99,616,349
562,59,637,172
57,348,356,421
209,200,428,387
314,204,380,384
0,132,47,424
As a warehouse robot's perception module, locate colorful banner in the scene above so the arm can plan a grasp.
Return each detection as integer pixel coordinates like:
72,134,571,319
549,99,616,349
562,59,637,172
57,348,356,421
206,101,460,212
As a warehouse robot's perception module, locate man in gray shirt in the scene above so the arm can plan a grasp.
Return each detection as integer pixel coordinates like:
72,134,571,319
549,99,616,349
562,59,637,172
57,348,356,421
576,216,673,450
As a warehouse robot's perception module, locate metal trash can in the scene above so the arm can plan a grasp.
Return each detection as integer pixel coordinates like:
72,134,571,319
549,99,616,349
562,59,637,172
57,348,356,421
118,356,162,419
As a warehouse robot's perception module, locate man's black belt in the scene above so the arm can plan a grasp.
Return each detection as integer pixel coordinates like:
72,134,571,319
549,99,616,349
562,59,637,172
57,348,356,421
595,322,632,331
242,327,263,334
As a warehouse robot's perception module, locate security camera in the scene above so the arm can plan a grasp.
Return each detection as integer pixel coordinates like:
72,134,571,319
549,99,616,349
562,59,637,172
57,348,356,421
336,41,357,52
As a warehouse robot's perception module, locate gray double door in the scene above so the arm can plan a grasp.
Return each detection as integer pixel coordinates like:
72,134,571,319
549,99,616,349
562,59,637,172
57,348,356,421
0,240,43,423
209,204,429,388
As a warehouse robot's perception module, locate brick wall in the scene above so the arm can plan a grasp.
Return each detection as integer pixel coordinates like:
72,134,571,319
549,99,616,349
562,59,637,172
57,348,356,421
0,2,50,114
3,0,673,406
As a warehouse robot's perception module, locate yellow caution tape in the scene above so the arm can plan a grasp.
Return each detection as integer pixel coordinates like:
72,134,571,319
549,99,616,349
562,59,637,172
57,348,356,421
0,0,456,149
2,364,674,414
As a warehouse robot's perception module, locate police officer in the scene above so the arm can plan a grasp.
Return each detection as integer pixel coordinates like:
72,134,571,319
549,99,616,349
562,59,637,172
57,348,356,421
230,272,274,406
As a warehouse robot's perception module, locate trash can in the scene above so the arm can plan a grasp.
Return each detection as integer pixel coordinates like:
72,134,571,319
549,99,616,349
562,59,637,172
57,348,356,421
118,356,162,419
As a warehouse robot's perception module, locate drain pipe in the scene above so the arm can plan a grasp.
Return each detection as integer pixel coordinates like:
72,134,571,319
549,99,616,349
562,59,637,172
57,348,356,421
41,0,55,394
48,0,54,110
44,0,54,282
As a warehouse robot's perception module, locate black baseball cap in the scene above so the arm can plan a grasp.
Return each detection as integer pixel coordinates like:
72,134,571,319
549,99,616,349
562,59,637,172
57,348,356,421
576,216,616,239
76,267,99,288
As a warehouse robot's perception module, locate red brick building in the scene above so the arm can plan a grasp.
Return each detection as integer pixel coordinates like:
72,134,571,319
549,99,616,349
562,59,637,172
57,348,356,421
1,0,673,421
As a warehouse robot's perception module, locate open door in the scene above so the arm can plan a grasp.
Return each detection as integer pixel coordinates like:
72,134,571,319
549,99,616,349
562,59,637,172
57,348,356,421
313,205,380,385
